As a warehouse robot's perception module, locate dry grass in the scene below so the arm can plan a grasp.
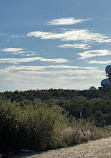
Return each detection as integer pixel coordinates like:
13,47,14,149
60,121,110,147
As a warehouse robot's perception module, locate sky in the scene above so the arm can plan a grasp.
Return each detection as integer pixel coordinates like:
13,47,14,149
0,0,111,91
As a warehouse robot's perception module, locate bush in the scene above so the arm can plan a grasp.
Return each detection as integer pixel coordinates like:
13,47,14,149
0,99,68,153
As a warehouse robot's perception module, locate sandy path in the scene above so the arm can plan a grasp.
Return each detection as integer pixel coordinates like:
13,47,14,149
14,137,111,158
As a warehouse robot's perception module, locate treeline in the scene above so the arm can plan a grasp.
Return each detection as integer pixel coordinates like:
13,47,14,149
1,88,111,101
0,89,103,101
0,89,111,126
0,89,111,154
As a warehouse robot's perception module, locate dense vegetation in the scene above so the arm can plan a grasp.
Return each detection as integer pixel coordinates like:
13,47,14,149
1,89,111,126
0,89,111,154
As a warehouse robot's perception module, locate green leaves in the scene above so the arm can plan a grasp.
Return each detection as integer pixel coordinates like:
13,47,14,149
0,99,68,152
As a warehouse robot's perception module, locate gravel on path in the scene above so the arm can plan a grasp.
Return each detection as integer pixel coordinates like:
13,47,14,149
13,137,111,158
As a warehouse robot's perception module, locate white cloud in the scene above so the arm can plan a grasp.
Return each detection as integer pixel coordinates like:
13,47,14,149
1,48,38,56
6,65,98,72
27,29,111,43
46,65,98,70
11,51,37,57
89,60,111,64
39,57,68,63
5,65,102,76
58,43,91,49
11,34,24,38
78,49,111,59
48,17,90,25
12,69,102,76
2,65,103,78
0,57,69,64
0,65,103,91
1,48,23,52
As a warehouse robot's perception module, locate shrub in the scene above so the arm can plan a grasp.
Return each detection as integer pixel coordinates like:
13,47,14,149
0,99,68,153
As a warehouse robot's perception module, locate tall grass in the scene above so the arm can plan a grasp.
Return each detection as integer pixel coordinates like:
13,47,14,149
61,120,107,147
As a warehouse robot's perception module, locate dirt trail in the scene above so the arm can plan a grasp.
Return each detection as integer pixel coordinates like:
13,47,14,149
14,137,111,158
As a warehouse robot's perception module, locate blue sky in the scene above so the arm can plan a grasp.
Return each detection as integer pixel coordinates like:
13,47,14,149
0,0,111,91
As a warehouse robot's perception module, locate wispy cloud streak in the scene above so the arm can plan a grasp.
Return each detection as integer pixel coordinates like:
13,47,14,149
78,49,111,59
10,34,24,38
58,43,91,49
48,17,90,25
6,65,98,71
2,65,103,77
27,29,111,43
1,48,23,52
89,60,111,64
0,65,103,90
0,57,69,64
